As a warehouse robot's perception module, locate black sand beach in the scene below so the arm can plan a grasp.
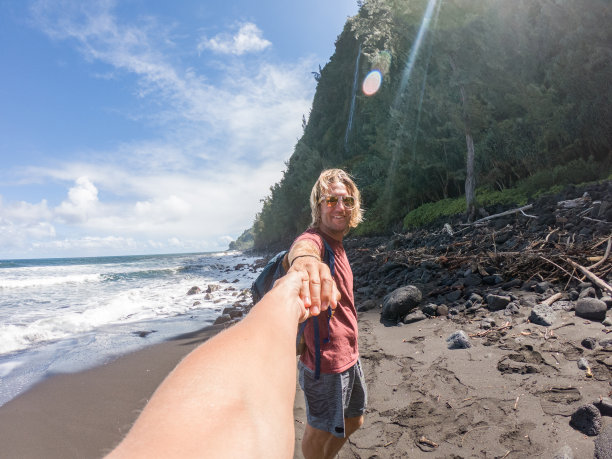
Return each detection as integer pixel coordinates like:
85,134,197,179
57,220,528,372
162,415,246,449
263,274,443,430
1,181,611,458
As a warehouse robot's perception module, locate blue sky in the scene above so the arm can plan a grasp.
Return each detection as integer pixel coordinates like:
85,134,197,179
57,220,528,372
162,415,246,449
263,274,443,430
0,0,359,259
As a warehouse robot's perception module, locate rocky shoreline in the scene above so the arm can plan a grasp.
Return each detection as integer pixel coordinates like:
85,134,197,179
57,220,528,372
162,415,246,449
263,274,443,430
335,180,611,457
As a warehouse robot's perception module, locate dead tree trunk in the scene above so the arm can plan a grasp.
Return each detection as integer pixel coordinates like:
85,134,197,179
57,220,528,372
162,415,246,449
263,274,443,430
449,56,476,222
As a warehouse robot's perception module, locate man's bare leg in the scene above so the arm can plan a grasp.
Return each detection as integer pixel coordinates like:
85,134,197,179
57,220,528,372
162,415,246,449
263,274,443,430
302,416,364,459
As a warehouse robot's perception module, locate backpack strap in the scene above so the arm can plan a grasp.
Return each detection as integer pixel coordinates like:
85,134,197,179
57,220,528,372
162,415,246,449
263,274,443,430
321,238,335,347
322,238,335,277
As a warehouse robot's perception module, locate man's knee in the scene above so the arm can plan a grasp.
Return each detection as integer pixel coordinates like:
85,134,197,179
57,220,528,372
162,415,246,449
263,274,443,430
345,415,364,436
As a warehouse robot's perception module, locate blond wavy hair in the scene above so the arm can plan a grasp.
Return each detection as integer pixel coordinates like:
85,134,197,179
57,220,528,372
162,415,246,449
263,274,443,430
309,169,364,233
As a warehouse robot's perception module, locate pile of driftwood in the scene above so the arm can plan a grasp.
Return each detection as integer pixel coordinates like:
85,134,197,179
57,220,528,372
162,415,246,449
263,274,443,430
381,198,612,294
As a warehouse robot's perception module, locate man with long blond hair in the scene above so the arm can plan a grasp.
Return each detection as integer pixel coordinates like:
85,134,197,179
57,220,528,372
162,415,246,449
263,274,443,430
287,168,367,459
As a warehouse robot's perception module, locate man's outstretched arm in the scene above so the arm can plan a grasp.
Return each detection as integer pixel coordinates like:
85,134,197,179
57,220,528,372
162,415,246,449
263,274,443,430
107,271,315,459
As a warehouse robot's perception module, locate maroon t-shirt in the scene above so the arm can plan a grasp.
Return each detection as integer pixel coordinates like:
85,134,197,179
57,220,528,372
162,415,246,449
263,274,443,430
292,228,359,374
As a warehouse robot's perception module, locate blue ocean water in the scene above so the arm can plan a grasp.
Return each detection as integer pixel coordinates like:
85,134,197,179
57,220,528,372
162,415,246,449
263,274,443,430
0,251,260,407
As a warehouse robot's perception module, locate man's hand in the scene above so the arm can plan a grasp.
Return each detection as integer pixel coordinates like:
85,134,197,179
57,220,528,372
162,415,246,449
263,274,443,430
287,246,340,317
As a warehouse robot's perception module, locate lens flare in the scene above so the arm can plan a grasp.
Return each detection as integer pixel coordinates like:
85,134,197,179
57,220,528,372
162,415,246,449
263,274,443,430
362,70,382,96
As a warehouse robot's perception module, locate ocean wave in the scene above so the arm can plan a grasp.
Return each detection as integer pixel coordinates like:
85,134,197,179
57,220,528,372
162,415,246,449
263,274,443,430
0,280,226,355
101,267,181,282
0,273,102,289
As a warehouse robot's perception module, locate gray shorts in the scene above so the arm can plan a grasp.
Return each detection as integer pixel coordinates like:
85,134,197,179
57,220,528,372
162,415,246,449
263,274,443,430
298,359,367,438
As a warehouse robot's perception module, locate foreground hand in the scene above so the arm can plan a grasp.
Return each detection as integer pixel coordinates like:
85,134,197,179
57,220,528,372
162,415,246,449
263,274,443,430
288,257,340,317
270,270,311,322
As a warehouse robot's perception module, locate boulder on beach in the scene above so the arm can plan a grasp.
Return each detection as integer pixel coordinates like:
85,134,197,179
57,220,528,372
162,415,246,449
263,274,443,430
569,404,602,436
186,286,201,295
575,297,607,321
529,303,557,326
380,285,422,326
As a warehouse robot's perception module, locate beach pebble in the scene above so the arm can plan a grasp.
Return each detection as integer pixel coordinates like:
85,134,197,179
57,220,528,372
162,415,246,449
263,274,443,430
600,338,612,350
469,293,483,304
501,278,522,290
529,303,557,326
581,337,597,349
486,294,511,311
594,423,612,459
403,309,427,324
594,397,612,416
222,307,243,319
421,303,438,316
446,330,472,349
504,302,521,316
213,314,232,325
552,445,574,459
577,357,590,371
483,274,503,285
569,404,602,436
357,299,378,312
535,281,551,294
134,330,156,338
579,286,597,299
575,298,607,321
446,289,462,302
187,286,201,295
463,273,482,287
436,304,449,316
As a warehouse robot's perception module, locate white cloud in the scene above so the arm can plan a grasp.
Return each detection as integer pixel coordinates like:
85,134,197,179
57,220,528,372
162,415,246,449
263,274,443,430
0,197,56,255
0,197,52,223
198,22,272,55
134,195,192,223
55,177,99,224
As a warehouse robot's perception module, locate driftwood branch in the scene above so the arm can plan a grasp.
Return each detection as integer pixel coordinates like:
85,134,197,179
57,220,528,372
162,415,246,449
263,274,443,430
565,258,612,295
587,237,611,269
541,292,563,306
470,204,534,225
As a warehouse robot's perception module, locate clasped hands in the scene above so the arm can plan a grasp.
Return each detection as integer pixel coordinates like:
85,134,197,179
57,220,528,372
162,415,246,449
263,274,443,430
273,257,341,323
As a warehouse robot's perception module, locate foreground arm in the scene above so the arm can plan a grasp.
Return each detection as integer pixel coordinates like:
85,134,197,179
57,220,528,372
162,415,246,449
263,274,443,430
288,239,339,316
107,271,310,459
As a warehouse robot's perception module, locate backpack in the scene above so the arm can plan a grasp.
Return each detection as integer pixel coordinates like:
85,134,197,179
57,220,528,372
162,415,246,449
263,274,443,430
250,239,335,379
251,250,288,304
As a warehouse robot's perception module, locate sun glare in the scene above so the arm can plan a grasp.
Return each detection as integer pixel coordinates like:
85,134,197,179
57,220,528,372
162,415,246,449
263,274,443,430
362,70,382,96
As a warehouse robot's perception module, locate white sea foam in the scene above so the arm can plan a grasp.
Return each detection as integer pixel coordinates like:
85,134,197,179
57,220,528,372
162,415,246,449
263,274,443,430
0,273,102,289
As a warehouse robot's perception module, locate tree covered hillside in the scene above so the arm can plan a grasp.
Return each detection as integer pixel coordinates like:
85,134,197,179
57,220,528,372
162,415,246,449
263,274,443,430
249,0,611,250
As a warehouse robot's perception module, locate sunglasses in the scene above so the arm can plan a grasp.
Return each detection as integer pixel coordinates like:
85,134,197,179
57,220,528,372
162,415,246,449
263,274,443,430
320,195,356,209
